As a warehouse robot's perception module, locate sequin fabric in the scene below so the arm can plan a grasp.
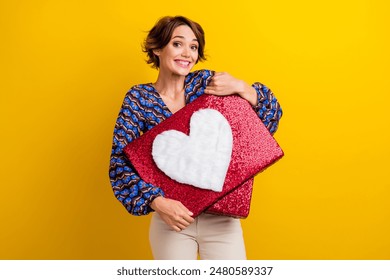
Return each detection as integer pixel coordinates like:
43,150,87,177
205,178,254,218
124,94,284,217
109,69,282,216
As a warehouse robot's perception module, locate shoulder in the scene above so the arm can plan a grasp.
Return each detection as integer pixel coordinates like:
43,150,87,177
185,69,215,88
186,69,214,81
126,84,163,115
126,83,154,97
124,83,158,103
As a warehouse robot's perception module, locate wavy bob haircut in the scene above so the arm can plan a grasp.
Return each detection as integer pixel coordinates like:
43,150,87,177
143,16,206,68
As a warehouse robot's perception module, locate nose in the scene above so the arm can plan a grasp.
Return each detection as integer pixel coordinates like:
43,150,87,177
181,47,190,58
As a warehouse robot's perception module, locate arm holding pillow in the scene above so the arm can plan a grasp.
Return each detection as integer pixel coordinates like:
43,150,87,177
109,90,164,216
204,72,282,134
109,89,194,231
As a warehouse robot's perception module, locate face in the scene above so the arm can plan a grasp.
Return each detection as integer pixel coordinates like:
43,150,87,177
154,25,199,76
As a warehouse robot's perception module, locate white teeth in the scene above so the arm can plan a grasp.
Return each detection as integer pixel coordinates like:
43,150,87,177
176,60,190,66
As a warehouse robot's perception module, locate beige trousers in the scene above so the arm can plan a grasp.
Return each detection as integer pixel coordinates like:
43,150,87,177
149,212,247,260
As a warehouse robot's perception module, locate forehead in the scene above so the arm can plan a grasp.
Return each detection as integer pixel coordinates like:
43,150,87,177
171,25,197,40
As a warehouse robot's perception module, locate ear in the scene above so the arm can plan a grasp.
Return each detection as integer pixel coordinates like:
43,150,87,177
153,49,161,56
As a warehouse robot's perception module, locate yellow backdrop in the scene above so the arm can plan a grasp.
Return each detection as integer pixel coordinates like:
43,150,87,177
1,0,389,259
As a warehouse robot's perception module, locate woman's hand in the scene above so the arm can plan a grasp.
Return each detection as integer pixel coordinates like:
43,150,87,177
150,197,194,232
204,72,257,106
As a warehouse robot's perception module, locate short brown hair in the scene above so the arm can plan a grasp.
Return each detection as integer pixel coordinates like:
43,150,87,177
143,16,206,68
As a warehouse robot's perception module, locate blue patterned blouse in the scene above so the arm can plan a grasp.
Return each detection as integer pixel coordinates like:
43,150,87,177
109,69,282,216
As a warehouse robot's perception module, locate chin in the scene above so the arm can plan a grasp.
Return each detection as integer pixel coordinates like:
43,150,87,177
173,68,192,76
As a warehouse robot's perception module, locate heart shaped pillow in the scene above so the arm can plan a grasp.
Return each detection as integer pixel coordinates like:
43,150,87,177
152,109,233,192
124,94,284,217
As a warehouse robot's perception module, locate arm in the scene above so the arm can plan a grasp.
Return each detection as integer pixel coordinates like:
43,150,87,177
109,88,194,230
250,82,282,135
109,89,164,216
204,72,282,134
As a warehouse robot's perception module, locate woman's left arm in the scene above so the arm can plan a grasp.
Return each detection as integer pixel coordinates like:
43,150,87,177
204,72,282,134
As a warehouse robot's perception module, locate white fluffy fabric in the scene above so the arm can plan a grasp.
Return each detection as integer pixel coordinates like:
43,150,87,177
152,109,233,192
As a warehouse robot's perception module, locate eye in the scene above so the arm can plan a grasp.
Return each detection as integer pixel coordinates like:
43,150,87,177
191,45,198,51
173,41,181,47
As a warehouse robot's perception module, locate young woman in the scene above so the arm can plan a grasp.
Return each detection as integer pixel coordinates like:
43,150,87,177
109,16,282,259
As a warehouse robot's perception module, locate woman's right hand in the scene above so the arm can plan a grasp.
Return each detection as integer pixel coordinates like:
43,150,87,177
150,197,194,232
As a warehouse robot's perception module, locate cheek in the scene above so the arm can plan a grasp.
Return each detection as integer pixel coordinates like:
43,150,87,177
161,46,177,59
194,52,199,61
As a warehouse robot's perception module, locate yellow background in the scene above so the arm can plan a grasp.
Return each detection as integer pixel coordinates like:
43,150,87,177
1,0,389,259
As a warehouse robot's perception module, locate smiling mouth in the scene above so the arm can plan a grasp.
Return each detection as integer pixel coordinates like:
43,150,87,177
175,60,191,67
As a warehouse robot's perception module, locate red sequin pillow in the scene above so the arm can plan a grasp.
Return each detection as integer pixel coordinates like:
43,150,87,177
205,177,254,218
124,94,283,217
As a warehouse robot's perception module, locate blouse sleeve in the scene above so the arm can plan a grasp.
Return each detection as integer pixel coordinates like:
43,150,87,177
109,88,164,216
251,83,283,135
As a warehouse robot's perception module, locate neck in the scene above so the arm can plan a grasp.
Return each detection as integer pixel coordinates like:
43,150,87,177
154,71,186,99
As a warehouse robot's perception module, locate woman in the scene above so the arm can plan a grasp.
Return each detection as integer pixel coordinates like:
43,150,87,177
109,16,282,259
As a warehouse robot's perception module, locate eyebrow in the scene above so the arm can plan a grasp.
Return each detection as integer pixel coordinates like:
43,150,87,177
172,35,198,42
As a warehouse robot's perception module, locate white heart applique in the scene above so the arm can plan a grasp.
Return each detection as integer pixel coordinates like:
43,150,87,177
152,109,233,192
